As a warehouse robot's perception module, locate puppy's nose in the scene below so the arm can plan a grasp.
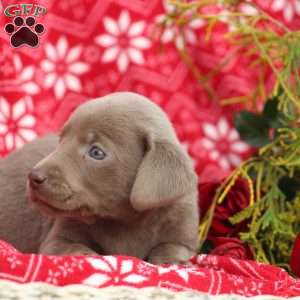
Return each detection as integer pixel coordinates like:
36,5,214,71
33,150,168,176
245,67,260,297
28,169,47,187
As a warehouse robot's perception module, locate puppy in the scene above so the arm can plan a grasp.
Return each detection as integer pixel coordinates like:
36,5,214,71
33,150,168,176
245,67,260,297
0,92,199,264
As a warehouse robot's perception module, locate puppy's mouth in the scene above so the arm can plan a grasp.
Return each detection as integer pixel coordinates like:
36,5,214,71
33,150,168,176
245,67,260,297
32,195,97,223
27,182,96,223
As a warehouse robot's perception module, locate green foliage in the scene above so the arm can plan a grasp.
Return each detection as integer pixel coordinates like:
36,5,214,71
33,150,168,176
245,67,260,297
278,176,300,200
234,96,294,147
262,97,289,129
234,110,270,147
201,240,214,254
229,201,258,224
228,117,300,271
224,92,300,271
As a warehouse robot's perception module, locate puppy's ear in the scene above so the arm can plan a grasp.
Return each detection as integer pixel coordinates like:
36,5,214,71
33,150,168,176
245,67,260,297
130,135,197,211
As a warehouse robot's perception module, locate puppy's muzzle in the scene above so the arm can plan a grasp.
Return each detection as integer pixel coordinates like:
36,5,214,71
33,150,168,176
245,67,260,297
28,169,47,189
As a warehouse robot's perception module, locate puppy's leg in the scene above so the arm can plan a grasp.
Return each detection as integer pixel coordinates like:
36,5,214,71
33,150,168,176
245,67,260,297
148,243,195,265
40,239,98,256
39,219,98,256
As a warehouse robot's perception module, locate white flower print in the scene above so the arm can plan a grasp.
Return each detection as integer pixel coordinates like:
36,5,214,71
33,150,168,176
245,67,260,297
46,269,61,285
156,0,204,49
58,262,75,277
70,257,84,271
83,257,148,287
41,36,90,99
13,54,40,95
136,262,156,276
220,4,258,31
48,256,64,264
7,255,22,269
201,117,249,170
239,2,259,16
0,96,36,151
158,265,189,283
95,10,151,73
195,254,220,270
158,265,205,283
271,0,300,22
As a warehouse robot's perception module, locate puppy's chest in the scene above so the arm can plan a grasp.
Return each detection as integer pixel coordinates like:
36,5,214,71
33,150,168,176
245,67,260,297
91,219,158,259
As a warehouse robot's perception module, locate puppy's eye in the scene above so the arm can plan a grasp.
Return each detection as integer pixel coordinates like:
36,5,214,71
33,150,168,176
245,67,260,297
88,145,106,160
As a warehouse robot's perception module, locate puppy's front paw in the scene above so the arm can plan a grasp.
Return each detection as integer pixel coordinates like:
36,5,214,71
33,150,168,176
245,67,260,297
148,243,195,265
40,240,99,256
69,250,99,256
64,245,99,256
148,256,192,265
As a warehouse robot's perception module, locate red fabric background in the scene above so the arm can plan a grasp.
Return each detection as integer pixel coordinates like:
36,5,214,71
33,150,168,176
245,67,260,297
2,0,299,181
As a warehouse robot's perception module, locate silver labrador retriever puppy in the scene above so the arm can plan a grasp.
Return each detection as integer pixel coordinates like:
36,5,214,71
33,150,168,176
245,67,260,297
0,92,199,264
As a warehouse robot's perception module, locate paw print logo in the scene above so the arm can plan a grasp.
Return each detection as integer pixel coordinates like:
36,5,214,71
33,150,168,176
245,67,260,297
4,16,44,48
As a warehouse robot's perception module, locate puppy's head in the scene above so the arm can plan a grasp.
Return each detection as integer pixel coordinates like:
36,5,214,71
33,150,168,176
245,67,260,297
27,92,197,223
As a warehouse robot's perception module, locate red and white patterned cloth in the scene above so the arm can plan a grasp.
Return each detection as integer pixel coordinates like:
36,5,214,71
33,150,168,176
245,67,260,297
1,0,300,296
0,241,299,297
1,0,299,180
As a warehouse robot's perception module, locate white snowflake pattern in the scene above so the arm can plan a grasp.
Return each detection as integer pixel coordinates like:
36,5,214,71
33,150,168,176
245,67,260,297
7,255,22,269
41,36,90,99
58,262,75,277
95,10,151,73
13,55,40,95
195,254,221,271
271,0,300,22
156,0,204,49
136,261,156,276
233,279,264,297
201,117,249,170
70,257,85,271
158,264,205,283
48,256,64,264
0,96,36,151
56,258,85,277
46,269,61,285
83,256,148,287
48,256,85,274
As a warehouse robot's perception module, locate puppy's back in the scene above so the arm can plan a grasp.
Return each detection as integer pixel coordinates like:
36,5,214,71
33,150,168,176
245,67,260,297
0,134,58,253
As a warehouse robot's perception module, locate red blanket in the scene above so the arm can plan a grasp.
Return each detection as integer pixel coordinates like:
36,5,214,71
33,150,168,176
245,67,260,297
0,241,299,297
